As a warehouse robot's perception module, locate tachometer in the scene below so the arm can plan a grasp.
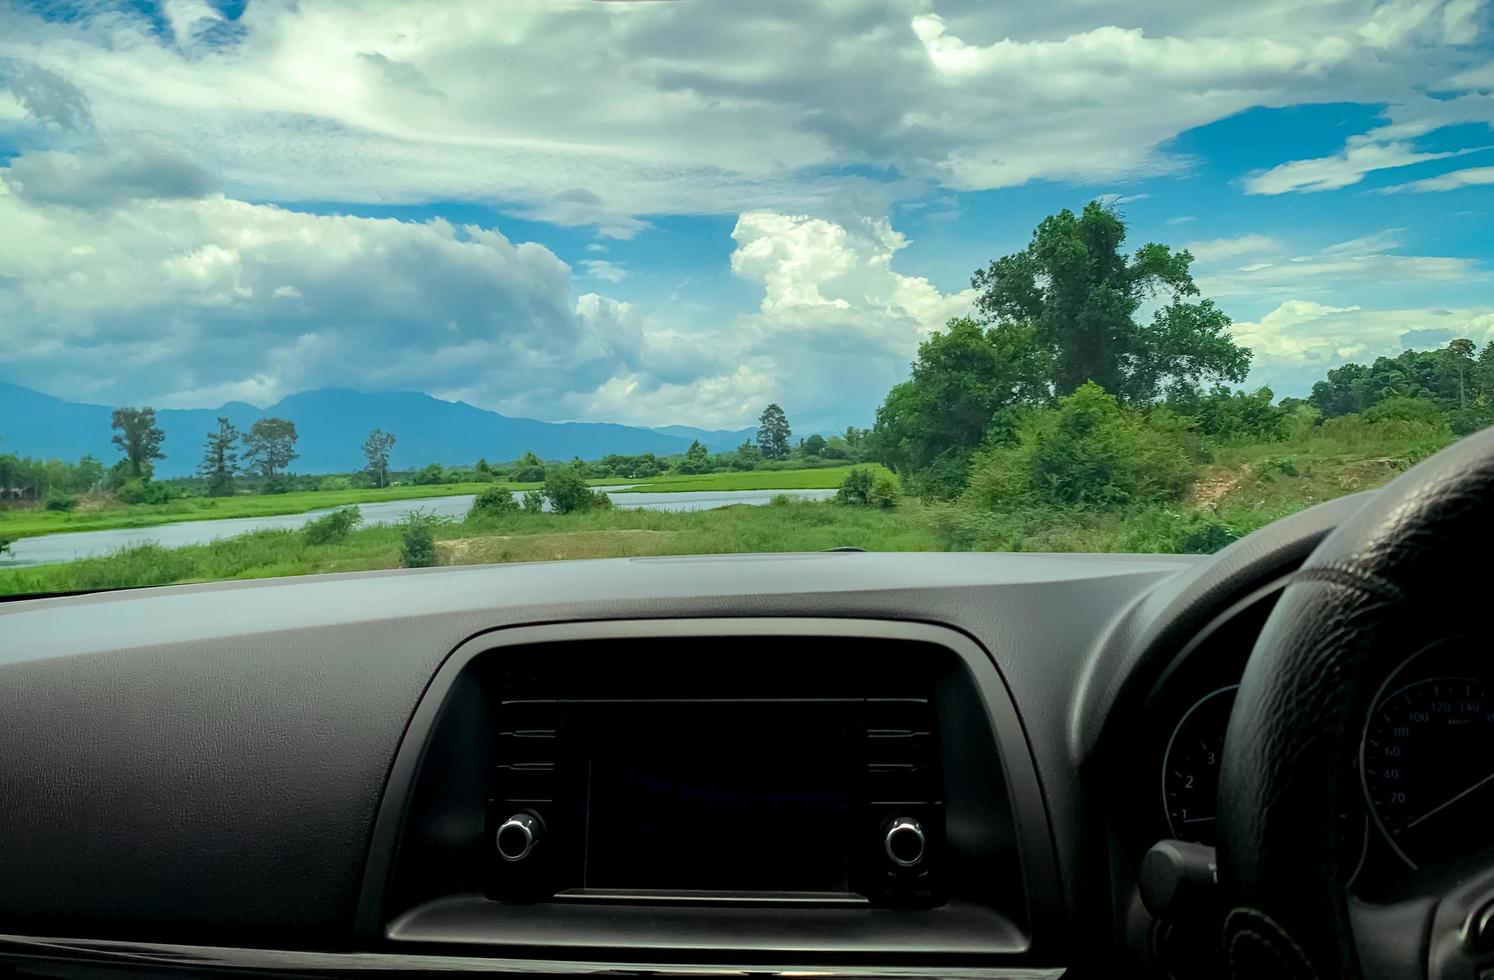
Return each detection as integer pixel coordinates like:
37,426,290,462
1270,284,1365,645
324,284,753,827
1362,675,1494,869
1163,685,1236,845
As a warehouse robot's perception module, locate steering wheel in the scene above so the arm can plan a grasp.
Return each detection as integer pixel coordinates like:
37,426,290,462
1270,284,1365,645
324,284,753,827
1218,427,1494,980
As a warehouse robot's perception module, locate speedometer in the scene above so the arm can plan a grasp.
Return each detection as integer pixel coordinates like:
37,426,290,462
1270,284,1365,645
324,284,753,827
1362,675,1494,869
1163,685,1236,844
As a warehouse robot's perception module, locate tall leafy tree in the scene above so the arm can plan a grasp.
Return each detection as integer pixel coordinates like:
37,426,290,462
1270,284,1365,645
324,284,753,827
871,317,1050,495
362,429,396,488
243,417,299,478
971,200,1250,401
757,403,792,460
110,407,165,477
198,417,241,497
678,439,710,474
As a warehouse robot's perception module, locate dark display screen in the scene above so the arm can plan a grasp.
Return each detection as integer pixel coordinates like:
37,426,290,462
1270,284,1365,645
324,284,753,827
582,702,853,893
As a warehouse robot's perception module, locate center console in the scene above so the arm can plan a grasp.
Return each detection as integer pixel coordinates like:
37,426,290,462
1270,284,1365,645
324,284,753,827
360,619,1059,971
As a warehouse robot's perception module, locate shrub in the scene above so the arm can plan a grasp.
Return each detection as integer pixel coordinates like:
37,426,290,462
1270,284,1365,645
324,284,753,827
543,466,596,514
0,534,12,557
467,486,519,521
318,476,352,491
521,490,545,513
591,488,614,510
870,475,902,509
769,493,794,507
835,467,875,505
303,506,361,545
1112,508,1239,555
965,382,1196,511
400,515,438,568
118,478,173,505
45,490,79,511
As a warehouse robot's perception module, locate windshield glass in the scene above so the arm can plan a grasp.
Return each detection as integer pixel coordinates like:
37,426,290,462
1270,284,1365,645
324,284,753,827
2,1,1491,595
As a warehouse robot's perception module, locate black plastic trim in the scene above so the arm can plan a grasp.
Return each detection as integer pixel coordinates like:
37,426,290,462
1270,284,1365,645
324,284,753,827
355,618,1062,965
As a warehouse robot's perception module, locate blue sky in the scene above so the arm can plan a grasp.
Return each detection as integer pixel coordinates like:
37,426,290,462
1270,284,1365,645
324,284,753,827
1,0,1492,431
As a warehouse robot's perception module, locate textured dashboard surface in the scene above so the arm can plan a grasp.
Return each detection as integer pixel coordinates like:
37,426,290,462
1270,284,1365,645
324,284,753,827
0,551,1195,948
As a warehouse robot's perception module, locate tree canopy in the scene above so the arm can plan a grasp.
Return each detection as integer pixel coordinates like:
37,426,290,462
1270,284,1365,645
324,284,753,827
243,417,299,479
362,429,396,488
198,417,240,496
971,200,1249,402
111,407,165,478
757,404,792,460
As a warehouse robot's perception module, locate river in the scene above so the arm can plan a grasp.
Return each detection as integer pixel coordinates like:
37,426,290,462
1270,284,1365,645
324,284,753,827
1,487,838,568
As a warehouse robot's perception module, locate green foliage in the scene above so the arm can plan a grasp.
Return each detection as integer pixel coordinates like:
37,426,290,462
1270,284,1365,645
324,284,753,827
964,382,1196,510
468,486,519,521
0,534,11,557
1169,386,1285,442
871,318,1048,492
44,490,78,511
971,200,1250,400
414,462,451,485
303,506,362,545
729,439,760,470
362,429,396,488
318,476,352,491
801,433,827,458
677,440,711,474
512,451,547,484
542,466,598,514
757,403,792,460
521,490,545,513
835,467,875,505
399,514,439,568
1110,508,1238,554
870,474,901,509
243,417,299,478
111,406,166,477
198,417,241,497
117,477,174,505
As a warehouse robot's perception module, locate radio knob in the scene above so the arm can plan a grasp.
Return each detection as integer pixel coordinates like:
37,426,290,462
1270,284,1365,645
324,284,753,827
884,816,926,868
496,812,543,862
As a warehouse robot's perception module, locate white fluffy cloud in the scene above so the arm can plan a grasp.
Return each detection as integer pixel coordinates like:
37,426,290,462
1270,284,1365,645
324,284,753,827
1380,165,1494,192
1236,299,1494,393
0,0,1484,228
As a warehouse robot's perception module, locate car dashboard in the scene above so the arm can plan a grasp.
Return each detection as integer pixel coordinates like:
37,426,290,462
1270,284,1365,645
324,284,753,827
3,488,1478,979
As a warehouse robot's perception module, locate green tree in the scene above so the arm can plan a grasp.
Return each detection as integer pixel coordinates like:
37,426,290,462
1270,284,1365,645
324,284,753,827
513,451,546,484
198,417,240,497
243,417,299,479
730,439,760,470
111,407,165,477
871,317,1049,496
467,486,519,521
757,403,792,460
677,439,710,474
802,433,827,457
971,200,1250,401
835,467,875,505
964,382,1197,510
543,465,600,514
362,429,396,488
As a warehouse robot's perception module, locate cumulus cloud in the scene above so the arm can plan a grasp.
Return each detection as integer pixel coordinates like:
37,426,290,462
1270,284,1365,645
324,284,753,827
0,0,1483,230
1236,299,1494,394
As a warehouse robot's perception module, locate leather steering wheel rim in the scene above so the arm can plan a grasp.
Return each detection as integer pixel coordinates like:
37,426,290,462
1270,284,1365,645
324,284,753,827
1218,427,1494,980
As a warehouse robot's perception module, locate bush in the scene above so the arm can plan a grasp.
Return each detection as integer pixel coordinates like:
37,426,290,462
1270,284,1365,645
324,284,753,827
543,466,597,514
400,516,438,568
45,490,79,511
117,478,174,505
1112,508,1239,555
965,382,1196,510
870,475,901,509
303,506,361,545
414,463,450,485
0,534,12,557
317,476,352,491
467,486,519,521
521,490,545,513
835,467,875,505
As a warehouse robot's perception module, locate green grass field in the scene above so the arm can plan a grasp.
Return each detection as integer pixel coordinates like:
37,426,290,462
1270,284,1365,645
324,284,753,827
0,466,886,539
0,498,938,595
0,481,524,538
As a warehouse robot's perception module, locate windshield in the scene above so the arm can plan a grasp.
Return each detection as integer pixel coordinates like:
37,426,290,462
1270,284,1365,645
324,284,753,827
2,2,1491,595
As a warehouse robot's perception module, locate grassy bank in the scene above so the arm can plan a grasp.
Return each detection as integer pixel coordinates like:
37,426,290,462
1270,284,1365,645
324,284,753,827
609,464,892,493
0,499,939,594
0,466,878,539
0,481,522,538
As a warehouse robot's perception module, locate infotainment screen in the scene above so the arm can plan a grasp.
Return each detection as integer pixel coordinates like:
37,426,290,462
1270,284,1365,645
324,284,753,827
582,701,854,893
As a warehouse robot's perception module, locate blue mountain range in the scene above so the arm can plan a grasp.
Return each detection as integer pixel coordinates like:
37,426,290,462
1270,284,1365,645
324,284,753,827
1,381,756,477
